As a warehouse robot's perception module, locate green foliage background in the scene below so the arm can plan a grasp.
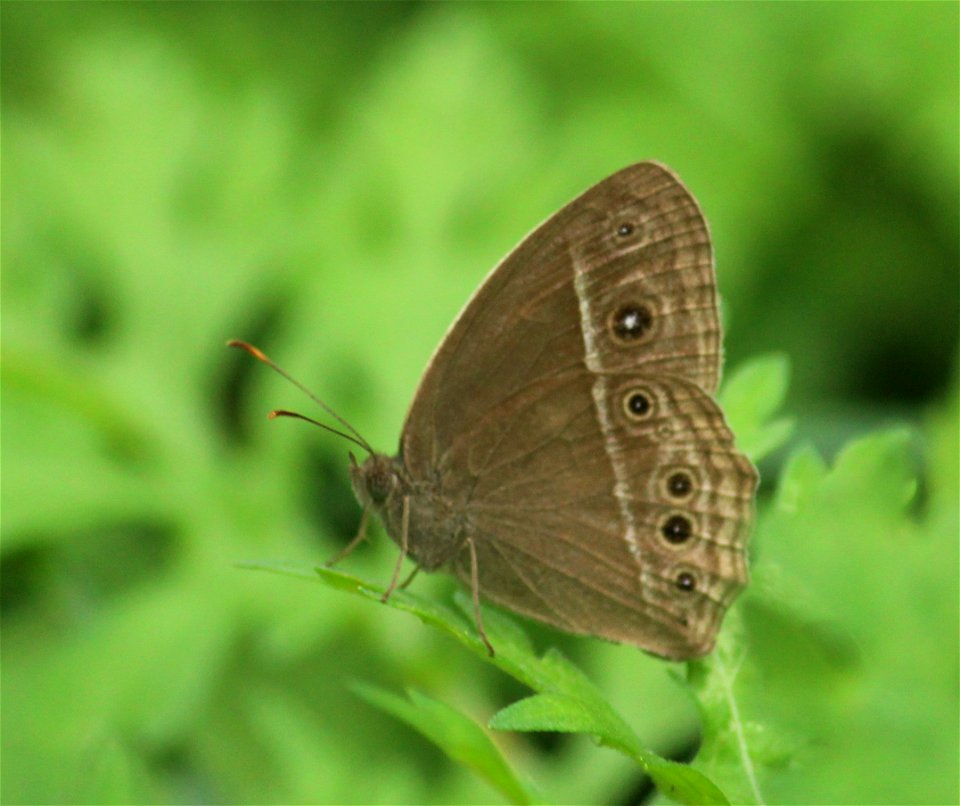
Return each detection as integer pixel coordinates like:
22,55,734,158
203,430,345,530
2,3,957,805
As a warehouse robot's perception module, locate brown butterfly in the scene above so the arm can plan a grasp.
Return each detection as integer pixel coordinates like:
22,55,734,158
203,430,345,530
232,162,757,660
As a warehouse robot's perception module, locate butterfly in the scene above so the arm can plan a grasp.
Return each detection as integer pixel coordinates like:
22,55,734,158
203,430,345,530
232,162,757,659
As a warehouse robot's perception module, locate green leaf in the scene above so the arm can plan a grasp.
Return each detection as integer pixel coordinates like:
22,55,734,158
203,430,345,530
483,644,643,755
687,632,769,806
490,693,728,806
692,425,959,804
773,442,828,513
242,561,729,805
351,682,539,805
720,354,794,462
490,691,603,734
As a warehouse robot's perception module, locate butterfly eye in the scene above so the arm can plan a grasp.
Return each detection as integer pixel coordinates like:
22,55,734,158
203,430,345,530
608,303,653,342
674,571,697,592
661,514,693,544
623,389,652,420
616,222,635,237
365,465,393,504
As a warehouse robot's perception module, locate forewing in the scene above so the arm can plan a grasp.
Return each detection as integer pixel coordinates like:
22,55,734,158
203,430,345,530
401,162,722,475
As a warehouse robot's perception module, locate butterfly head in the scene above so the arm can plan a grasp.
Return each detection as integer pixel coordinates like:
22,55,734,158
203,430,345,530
349,452,401,510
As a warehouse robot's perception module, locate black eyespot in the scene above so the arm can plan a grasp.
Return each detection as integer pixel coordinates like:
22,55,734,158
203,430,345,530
616,222,635,237
675,571,696,592
667,472,693,499
661,514,693,544
624,391,651,419
609,303,652,342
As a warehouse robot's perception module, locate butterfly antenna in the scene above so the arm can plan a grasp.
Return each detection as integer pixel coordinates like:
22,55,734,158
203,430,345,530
268,409,371,453
227,340,375,456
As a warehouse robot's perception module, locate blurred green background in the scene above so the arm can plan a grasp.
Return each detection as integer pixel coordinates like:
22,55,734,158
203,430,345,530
2,3,957,805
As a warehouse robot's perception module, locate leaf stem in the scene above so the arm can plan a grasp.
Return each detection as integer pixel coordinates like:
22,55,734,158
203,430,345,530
715,652,765,805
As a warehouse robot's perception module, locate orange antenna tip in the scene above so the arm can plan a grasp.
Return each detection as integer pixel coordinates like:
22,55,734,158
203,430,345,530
228,340,375,455
227,340,269,362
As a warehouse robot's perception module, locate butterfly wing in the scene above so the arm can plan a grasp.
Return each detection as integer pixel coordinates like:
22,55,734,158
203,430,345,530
400,162,756,658
446,369,756,658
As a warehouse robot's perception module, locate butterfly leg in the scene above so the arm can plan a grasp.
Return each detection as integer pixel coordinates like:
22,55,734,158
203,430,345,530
381,495,410,603
325,508,370,567
467,537,495,656
398,564,421,590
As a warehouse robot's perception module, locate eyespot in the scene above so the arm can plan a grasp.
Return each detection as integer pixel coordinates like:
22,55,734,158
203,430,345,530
623,389,653,420
665,471,694,500
661,514,693,545
608,303,653,343
675,571,696,592
616,222,635,237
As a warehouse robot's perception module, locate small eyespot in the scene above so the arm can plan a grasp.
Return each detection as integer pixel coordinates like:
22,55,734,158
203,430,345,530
616,222,635,237
666,472,694,499
623,390,652,420
609,303,652,342
675,571,696,592
661,514,693,544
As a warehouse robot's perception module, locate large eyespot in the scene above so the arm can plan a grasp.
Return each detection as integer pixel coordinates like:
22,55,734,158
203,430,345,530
661,513,693,545
663,470,695,500
622,388,653,420
616,222,635,237
674,571,697,593
608,303,653,343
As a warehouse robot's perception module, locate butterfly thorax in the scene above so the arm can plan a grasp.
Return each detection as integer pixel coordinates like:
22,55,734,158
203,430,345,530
350,452,465,571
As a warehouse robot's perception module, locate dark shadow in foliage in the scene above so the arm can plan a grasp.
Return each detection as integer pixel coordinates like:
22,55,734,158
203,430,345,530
215,288,291,444
1,519,179,621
